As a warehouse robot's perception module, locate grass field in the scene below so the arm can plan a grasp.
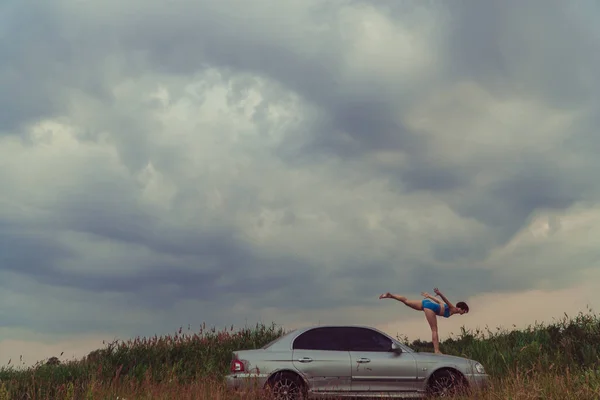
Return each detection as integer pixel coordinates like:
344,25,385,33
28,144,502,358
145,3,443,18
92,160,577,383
1,309,600,399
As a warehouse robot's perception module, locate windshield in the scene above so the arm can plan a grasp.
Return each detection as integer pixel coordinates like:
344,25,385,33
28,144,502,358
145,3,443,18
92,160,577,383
384,331,414,352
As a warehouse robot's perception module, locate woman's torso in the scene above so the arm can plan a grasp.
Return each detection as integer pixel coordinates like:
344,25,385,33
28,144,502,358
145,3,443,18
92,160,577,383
440,304,451,318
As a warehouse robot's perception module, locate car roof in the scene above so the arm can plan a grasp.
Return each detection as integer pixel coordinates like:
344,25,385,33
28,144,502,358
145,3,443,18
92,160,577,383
291,324,398,334
264,325,413,352
299,324,384,329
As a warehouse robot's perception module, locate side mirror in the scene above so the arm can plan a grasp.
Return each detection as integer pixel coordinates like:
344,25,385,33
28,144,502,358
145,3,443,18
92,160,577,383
391,342,402,354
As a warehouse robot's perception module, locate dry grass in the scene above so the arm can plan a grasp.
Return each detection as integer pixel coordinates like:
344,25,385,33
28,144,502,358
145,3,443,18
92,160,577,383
3,370,599,400
2,368,600,399
455,368,600,400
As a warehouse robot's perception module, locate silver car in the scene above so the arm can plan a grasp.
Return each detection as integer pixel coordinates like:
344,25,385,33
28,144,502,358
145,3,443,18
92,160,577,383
225,325,488,399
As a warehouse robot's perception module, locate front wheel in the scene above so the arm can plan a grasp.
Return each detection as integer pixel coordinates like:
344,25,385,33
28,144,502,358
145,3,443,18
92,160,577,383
427,370,468,397
267,372,307,400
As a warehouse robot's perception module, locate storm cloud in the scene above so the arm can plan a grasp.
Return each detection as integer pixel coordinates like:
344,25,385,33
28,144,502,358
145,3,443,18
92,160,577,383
1,0,600,348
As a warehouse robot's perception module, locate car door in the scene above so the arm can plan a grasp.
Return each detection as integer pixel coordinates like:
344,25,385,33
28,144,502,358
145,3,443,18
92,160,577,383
345,327,419,393
291,327,352,393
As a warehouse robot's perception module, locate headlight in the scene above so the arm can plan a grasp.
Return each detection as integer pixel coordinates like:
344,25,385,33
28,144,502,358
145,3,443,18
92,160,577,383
474,363,485,374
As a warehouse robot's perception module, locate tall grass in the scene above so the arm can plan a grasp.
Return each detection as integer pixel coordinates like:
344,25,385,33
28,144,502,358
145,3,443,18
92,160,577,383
1,310,600,399
0,322,284,400
406,309,600,377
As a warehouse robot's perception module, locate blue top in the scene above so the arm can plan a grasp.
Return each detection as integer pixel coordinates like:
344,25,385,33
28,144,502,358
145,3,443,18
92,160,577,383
422,299,451,318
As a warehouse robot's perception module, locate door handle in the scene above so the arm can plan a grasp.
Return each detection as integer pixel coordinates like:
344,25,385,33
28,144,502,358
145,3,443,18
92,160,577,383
297,357,313,363
357,358,370,363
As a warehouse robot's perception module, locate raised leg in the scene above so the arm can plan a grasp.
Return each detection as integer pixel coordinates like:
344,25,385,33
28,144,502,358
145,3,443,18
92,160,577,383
424,309,442,354
380,293,423,311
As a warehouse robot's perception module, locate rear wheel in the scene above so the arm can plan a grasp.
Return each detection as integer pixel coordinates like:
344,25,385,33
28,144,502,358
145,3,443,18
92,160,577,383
266,371,307,400
427,369,468,397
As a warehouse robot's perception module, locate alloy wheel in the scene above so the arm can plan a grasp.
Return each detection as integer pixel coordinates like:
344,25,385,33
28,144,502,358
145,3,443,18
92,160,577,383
271,375,304,400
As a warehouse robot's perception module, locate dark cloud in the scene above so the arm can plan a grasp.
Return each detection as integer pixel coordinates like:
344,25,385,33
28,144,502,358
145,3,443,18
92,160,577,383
0,191,325,303
0,0,599,342
0,1,116,132
0,229,69,277
0,211,337,336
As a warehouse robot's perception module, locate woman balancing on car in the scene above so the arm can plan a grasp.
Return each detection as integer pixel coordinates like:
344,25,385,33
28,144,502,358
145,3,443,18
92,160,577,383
379,287,469,354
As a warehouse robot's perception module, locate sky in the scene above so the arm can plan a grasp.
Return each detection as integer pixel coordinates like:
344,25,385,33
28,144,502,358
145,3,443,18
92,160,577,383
1,0,600,367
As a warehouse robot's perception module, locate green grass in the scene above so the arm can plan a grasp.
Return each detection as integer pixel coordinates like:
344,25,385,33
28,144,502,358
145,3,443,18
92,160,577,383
0,322,285,399
403,308,600,377
1,310,600,399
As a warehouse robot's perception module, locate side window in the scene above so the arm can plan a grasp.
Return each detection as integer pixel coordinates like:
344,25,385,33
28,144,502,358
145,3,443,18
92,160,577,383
293,327,346,351
344,327,392,352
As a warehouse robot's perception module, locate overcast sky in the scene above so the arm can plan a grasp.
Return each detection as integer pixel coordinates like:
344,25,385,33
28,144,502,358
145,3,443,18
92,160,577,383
2,0,600,366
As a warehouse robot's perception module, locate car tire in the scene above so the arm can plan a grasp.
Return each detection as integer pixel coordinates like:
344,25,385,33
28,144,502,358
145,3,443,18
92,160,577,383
426,369,468,398
267,371,307,400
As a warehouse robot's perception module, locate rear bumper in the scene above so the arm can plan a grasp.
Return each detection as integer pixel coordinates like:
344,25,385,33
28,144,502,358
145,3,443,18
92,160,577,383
225,373,269,393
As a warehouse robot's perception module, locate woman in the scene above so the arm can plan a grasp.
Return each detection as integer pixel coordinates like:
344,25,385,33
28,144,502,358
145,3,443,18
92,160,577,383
379,287,469,354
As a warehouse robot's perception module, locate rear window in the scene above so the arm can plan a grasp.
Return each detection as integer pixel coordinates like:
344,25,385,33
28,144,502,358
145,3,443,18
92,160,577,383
262,330,296,349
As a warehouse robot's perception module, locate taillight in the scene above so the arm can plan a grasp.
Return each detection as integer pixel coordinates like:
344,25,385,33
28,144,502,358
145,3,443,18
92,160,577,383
231,358,245,373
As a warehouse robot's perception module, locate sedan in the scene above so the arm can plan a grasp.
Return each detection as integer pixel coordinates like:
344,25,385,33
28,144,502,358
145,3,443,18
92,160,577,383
225,324,488,399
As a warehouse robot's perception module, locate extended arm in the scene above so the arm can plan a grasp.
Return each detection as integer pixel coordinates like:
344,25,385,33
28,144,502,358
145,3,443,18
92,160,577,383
434,288,454,308
421,292,442,304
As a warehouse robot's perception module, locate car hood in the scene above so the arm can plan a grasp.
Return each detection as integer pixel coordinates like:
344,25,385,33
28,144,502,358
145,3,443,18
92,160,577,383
412,352,476,366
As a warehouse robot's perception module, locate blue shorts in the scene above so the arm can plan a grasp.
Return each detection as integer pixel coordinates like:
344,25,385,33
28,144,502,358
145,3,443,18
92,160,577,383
422,299,450,318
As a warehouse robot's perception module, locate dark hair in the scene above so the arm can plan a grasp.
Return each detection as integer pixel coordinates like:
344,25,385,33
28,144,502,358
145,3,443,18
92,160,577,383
456,301,469,312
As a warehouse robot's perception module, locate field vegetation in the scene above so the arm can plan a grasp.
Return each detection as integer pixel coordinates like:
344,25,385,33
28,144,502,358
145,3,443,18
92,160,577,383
2,310,600,399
